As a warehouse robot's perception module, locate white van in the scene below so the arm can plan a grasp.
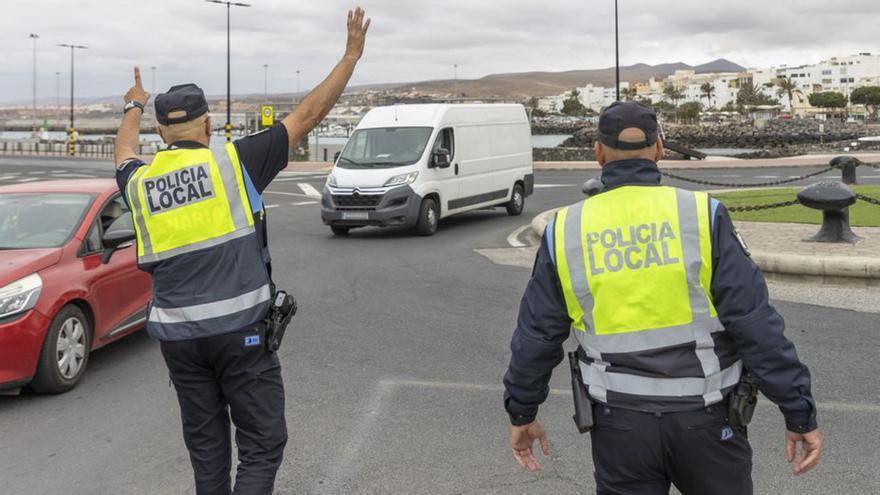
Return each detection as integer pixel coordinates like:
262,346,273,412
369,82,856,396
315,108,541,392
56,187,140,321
320,104,534,236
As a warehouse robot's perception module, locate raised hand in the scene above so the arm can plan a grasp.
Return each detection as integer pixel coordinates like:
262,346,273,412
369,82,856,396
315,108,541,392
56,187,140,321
125,66,151,107
344,7,370,61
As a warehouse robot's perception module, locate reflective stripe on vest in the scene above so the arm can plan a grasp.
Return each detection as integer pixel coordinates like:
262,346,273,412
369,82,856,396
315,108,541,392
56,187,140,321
128,143,255,264
555,186,739,407
150,284,271,324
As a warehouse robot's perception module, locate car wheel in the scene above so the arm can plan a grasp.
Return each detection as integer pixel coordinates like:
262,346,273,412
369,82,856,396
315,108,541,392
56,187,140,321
30,305,91,394
506,184,525,216
331,225,351,236
415,197,439,236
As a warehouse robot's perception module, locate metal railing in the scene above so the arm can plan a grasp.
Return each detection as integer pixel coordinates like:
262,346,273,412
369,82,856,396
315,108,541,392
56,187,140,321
0,140,158,159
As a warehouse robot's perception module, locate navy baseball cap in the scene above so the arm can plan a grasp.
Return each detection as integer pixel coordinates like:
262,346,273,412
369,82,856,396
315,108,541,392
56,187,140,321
154,84,209,125
597,101,659,150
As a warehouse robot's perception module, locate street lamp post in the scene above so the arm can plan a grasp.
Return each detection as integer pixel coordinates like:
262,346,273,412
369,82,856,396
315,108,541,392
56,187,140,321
206,0,251,142
614,0,620,101
263,64,269,99
57,43,87,156
55,71,60,107
29,33,39,134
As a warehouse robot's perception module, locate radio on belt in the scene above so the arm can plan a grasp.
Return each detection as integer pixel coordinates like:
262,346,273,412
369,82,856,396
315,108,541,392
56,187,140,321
265,290,298,352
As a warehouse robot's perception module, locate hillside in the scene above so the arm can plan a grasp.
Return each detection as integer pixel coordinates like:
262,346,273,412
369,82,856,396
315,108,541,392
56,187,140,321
382,58,746,99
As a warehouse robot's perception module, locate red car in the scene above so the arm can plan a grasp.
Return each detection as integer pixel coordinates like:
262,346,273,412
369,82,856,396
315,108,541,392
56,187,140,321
0,179,151,394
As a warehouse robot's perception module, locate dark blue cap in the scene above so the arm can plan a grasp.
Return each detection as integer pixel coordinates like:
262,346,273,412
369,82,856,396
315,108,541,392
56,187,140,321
597,101,659,150
154,83,209,125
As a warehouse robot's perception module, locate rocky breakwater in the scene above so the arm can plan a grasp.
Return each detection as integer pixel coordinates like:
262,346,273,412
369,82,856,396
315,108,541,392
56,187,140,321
559,120,874,158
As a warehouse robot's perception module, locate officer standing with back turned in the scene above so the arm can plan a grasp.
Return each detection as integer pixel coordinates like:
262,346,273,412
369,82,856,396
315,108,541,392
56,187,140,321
503,101,823,494
113,8,370,494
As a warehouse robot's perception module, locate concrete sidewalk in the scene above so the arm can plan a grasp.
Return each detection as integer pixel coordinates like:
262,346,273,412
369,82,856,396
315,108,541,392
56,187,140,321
530,210,880,283
534,152,880,171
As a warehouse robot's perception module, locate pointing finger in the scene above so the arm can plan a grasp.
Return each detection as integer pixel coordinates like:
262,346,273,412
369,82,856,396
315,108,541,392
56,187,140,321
134,66,143,88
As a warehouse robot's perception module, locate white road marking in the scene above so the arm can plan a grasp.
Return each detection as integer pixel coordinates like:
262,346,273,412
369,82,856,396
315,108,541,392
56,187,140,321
506,224,532,248
0,175,19,181
314,381,394,493
16,178,40,183
263,190,313,198
715,175,741,178
291,201,318,206
534,183,573,189
297,182,322,199
265,204,280,209
279,171,329,177
754,175,780,179
52,173,95,178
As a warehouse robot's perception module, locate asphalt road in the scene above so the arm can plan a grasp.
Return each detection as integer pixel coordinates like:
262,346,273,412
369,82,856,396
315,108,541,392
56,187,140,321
0,156,878,494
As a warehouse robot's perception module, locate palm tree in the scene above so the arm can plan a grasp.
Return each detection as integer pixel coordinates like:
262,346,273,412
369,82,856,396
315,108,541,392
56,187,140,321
663,85,685,122
774,76,798,113
700,82,715,109
620,87,635,102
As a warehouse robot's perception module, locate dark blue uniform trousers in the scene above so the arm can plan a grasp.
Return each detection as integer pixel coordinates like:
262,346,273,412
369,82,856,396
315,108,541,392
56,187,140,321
160,324,288,495
590,404,753,495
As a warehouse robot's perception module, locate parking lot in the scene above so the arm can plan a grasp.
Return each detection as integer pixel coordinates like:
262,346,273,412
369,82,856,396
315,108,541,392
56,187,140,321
0,156,878,494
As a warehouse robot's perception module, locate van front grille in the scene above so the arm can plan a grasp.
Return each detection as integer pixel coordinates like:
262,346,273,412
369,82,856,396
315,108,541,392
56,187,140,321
332,193,382,208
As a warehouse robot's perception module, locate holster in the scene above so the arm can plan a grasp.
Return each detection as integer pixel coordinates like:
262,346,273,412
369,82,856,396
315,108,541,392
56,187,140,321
728,372,759,428
264,290,297,353
569,351,594,434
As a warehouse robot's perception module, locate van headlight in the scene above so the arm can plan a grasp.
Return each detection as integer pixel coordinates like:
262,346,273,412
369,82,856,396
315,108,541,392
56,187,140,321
384,172,419,187
326,173,338,188
0,273,42,320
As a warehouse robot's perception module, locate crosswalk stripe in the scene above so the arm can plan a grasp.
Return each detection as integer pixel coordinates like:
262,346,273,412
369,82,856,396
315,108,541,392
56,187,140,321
297,183,322,199
291,201,318,206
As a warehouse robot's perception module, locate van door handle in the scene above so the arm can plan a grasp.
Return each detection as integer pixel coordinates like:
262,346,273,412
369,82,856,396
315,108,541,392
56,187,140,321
454,163,459,175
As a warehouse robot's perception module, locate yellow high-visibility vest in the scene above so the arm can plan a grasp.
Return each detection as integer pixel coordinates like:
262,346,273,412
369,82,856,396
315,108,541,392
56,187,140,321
554,186,741,407
127,143,254,264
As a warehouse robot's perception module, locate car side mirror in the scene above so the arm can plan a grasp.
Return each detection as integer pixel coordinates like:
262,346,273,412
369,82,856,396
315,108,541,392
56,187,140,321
432,148,451,169
101,229,136,264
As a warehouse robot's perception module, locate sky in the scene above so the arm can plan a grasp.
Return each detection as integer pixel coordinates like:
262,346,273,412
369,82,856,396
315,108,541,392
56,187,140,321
0,0,878,103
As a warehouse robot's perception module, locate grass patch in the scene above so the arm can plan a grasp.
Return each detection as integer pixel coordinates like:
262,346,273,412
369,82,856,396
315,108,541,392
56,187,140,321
713,186,880,227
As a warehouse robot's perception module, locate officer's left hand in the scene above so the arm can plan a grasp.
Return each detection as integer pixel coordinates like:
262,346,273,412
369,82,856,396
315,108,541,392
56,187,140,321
509,419,550,472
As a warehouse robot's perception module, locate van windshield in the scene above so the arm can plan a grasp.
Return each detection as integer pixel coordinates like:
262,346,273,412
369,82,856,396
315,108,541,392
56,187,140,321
337,127,433,169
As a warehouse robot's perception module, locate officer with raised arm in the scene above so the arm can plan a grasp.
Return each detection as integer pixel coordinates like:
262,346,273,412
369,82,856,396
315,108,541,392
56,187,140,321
503,101,822,494
113,8,370,494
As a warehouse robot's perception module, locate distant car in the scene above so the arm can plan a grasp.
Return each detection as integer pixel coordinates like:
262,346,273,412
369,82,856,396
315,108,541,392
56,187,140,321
0,179,151,394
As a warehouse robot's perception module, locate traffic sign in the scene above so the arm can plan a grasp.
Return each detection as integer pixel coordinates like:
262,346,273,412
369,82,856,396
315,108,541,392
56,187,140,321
261,105,274,127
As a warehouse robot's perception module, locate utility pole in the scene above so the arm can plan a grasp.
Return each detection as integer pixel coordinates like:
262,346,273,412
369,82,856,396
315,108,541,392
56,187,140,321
614,0,620,101
206,0,252,142
29,33,39,134
57,43,87,156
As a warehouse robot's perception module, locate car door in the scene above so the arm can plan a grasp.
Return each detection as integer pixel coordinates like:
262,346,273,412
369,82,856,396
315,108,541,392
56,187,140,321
78,195,151,344
427,127,461,215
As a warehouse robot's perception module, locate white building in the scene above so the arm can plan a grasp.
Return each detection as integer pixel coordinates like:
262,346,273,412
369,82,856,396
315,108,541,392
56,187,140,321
577,82,630,112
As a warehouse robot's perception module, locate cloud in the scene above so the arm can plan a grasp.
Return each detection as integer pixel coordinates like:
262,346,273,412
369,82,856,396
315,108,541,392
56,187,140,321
0,0,878,103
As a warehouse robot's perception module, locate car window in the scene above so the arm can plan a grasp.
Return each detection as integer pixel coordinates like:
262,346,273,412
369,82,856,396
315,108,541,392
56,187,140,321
82,219,103,254
432,128,455,160
81,194,131,256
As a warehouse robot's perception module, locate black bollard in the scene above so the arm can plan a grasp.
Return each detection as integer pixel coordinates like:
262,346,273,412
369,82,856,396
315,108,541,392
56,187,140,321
829,155,861,185
797,181,860,243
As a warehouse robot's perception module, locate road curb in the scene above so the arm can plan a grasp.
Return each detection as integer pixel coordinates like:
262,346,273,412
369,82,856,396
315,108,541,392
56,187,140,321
530,209,880,281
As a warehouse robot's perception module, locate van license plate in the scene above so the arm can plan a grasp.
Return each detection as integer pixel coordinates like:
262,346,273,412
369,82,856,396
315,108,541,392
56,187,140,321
342,211,369,220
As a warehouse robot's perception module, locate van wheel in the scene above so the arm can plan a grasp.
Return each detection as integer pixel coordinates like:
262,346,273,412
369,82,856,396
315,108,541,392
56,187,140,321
331,225,351,236
506,184,525,216
30,305,91,394
415,197,439,236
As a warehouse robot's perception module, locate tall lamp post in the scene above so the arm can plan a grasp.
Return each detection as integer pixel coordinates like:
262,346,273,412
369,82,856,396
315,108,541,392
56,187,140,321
29,33,39,134
57,43,88,156
55,71,60,107
206,0,251,142
263,64,269,99
614,0,620,101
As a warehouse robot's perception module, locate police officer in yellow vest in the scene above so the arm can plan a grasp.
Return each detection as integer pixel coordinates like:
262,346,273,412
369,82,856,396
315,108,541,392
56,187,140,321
113,9,370,494
503,102,823,494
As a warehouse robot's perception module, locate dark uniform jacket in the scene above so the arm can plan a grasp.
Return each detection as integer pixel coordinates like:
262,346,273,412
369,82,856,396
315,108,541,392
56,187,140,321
503,158,818,433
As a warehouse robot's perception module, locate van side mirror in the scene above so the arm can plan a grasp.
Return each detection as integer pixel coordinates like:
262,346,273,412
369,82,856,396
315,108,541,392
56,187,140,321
432,148,451,169
334,151,341,163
